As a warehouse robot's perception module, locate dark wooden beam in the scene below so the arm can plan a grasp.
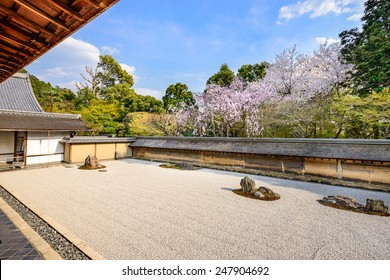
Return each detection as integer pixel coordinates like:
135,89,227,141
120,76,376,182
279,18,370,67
0,56,21,67
0,3,58,38
0,62,14,72
0,68,13,74
0,41,35,58
0,46,29,62
84,0,101,9
46,0,84,21
0,19,49,47
0,32,42,52
14,0,70,31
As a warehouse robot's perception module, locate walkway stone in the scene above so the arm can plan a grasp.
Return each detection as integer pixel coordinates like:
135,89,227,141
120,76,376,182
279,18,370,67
0,209,43,260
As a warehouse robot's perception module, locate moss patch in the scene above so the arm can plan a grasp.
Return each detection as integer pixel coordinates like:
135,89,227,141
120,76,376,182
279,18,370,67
78,165,106,170
233,189,280,201
159,163,200,171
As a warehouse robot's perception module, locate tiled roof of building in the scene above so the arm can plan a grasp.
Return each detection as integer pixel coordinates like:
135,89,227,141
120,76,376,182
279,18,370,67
0,110,89,131
0,73,43,112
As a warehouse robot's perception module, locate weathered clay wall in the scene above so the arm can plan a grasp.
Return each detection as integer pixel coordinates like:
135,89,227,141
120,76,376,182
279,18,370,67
130,137,390,191
63,137,134,163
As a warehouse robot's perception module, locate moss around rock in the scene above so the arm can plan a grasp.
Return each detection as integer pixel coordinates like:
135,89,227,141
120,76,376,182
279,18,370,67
159,162,200,170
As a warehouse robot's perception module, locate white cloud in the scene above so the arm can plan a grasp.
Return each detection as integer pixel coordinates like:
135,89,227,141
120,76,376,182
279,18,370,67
45,66,69,78
119,63,139,84
101,46,119,55
315,37,340,44
119,63,136,75
135,88,164,100
278,0,364,21
347,12,363,21
27,37,100,91
26,37,138,92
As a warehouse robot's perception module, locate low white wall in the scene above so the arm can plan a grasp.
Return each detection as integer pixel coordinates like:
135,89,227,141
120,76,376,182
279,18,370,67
0,131,14,162
26,131,66,165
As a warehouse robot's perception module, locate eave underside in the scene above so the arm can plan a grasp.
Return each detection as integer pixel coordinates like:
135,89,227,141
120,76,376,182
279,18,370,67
0,0,119,83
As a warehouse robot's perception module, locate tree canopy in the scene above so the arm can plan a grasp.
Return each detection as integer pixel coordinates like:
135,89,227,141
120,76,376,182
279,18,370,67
339,0,390,95
162,82,194,110
237,62,268,84
206,63,235,87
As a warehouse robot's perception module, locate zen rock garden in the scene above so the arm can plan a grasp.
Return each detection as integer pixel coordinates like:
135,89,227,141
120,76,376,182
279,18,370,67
79,154,106,170
233,176,280,201
319,195,389,216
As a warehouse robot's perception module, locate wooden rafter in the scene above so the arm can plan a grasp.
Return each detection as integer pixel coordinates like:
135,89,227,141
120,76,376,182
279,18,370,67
0,63,14,72
84,0,101,9
0,41,35,58
46,0,84,22
0,32,41,52
0,57,21,67
0,0,119,83
0,3,58,38
0,45,29,61
0,18,49,47
15,0,70,31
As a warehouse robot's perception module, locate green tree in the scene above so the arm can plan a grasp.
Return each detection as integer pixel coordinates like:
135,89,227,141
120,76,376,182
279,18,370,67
97,54,134,88
206,63,235,87
162,82,194,109
76,54,134,101
339,0,390,95
29,73,76,112
125,94,164,113
78,99,123,135
237,62,268,84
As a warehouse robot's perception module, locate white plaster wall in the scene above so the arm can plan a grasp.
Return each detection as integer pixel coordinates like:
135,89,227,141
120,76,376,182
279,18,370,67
0,131,14,162
26,131,66,165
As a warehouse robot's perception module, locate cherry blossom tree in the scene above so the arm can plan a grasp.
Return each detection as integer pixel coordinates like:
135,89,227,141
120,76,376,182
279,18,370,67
174,78,276,137
172,42,353,138
263,42,353,137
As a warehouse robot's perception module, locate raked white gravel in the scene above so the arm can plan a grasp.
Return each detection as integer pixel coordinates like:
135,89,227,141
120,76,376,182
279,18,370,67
1,159,389,260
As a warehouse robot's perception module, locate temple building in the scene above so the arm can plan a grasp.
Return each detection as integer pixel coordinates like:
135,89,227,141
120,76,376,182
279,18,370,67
0,72,88,168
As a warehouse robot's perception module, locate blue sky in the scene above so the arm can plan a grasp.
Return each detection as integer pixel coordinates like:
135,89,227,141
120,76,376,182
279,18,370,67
26,0,365,99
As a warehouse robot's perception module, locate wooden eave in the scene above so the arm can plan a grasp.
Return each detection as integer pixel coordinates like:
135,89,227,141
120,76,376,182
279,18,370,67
0,0,119,83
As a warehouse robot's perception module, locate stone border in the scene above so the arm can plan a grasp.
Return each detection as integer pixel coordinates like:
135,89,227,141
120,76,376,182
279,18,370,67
0,197,62,260
0,185,105,260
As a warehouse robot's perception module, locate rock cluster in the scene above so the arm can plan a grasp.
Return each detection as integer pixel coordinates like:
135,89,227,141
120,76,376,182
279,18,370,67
322,195,364,209
320,195,389,215
79,154,105,170
365,199,388,213
239,176,280,201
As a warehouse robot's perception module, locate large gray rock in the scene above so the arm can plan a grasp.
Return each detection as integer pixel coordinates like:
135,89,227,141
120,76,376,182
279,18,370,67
322,196,364,209
365,199,388,213
84,154,100,168
257,186,280,200
79,154,105,170
253,191,264,199
240,176,256,193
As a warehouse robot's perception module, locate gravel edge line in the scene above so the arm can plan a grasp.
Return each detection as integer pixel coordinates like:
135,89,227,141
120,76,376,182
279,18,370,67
0,185,90,260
